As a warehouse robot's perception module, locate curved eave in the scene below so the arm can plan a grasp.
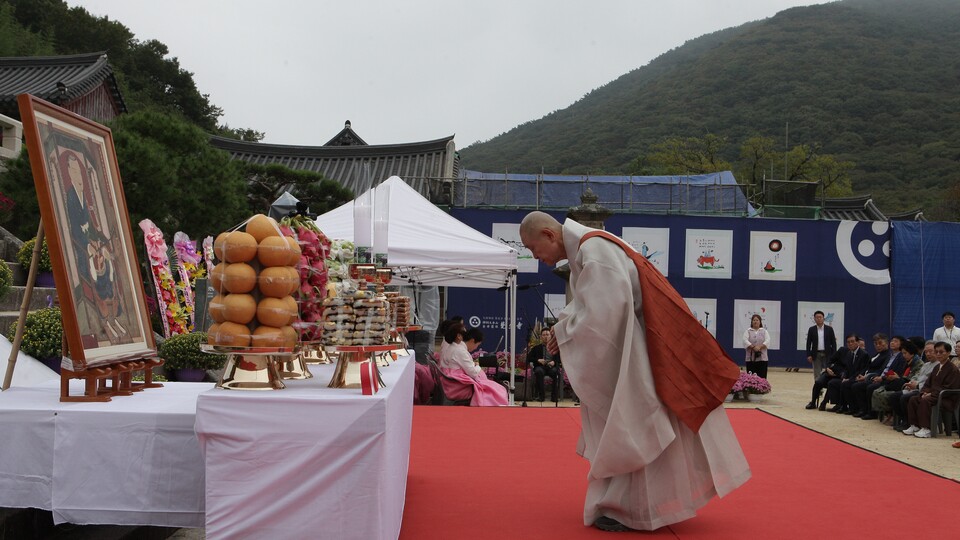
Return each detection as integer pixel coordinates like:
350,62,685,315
210,134,456,158
887,209,926,221
0,51,126,113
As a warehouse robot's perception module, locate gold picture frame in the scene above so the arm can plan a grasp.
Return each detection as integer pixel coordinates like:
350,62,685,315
17,94,156,370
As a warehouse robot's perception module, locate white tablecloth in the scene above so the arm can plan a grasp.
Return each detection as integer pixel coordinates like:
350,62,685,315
0,380,210,527
195,353,415,540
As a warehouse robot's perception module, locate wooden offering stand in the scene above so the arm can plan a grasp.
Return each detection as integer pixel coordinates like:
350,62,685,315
60,357,164,403
60,332,164,402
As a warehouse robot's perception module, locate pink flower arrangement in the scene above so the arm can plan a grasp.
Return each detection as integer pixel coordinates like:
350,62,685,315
732,371,772,394
280,215,331,343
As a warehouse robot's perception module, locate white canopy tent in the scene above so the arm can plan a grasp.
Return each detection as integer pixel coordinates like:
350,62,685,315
315,176,521,403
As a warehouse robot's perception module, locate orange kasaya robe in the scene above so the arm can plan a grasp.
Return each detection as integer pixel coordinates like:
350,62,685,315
580,230,739,432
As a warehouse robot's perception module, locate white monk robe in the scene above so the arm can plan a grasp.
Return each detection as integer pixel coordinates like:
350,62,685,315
551,219,751,530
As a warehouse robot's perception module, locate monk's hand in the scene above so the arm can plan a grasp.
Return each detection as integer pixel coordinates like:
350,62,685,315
545,331,559,356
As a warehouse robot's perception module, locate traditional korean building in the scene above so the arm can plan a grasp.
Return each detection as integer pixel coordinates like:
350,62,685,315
821,195,925,221
0,51,127,123
210,121,459,202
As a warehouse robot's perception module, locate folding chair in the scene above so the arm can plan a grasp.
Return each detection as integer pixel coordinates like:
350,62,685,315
931,389,960,438
427,359,472,406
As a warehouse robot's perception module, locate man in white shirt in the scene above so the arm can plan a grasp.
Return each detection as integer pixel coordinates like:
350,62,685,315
932,311,958,361
805,311,837,381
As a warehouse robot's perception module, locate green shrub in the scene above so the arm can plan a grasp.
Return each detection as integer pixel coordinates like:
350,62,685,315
159,332,225,370
7,307,62,360
0,259,13,301
16,237,53,273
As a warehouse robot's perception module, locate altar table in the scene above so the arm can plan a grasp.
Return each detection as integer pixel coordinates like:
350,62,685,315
195,352,415,540
0,380,209,527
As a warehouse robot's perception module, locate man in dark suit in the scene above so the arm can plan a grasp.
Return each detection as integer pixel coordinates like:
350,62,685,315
838,333,891,415
805,311,837,381
852,336,907,419
825,336,870,412
526,328,561,401
808,333,865,410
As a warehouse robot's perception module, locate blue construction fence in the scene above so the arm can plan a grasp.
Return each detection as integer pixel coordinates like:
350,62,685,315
445,210,958,369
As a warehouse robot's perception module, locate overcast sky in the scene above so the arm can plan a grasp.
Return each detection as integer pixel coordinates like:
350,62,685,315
69,0,831,148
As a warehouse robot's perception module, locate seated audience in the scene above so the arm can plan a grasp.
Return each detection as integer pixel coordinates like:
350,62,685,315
902,342,960,438
825,336,870,413
526,327,562,401
870,340,921,423
838,333,890,415
853,335,906,420
808,333,861,410
890,341,938,431
439,325,508,406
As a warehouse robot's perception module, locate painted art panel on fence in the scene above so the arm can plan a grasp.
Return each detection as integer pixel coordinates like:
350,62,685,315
749,231,797,281
492,222,537,273
622,227,670,276
683,297,717,337
544,293,565,322
684,228,733,279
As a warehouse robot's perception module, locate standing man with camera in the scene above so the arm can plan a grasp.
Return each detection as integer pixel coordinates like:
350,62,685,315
805,310,837,380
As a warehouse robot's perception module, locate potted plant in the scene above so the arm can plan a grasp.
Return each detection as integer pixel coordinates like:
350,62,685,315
16,237,54,287
732,371,772,402
159,331,226,381
0,259,13,301
7,307,63,373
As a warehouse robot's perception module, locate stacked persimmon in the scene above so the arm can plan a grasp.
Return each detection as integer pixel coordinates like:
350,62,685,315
207,214,301,349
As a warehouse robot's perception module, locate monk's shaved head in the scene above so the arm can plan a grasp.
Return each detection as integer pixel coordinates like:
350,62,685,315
520,211,566,265
520,211,561,237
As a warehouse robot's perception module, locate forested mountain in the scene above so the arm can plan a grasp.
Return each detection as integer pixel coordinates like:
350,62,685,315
460,0,960,218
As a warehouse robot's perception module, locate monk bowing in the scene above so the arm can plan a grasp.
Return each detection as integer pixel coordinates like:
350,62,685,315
519,211,751,532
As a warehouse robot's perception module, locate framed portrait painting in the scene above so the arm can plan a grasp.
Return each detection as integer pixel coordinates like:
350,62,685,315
17,94,156,370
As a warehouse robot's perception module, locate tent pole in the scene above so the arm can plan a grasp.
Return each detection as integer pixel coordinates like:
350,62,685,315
503,277,510,405
509,274,517,406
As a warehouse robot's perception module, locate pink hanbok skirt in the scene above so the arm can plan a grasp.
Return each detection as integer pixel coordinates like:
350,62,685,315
440,367,509,406
413,362,435,404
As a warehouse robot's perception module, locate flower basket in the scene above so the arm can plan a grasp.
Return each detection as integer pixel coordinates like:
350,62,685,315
731,371,772,396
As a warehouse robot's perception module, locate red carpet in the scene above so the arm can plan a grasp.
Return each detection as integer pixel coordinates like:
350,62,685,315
401,407,960,539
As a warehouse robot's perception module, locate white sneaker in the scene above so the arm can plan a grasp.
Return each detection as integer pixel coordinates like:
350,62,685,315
902,425,920,435
914,428,932,438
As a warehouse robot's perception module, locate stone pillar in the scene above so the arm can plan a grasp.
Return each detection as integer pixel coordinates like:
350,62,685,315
553,188,613,303
566,187,612,229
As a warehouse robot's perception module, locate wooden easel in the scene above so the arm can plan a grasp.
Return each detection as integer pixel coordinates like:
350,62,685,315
0,222,163,400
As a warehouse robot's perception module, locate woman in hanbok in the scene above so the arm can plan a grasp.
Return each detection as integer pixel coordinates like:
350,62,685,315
438,325,508,406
